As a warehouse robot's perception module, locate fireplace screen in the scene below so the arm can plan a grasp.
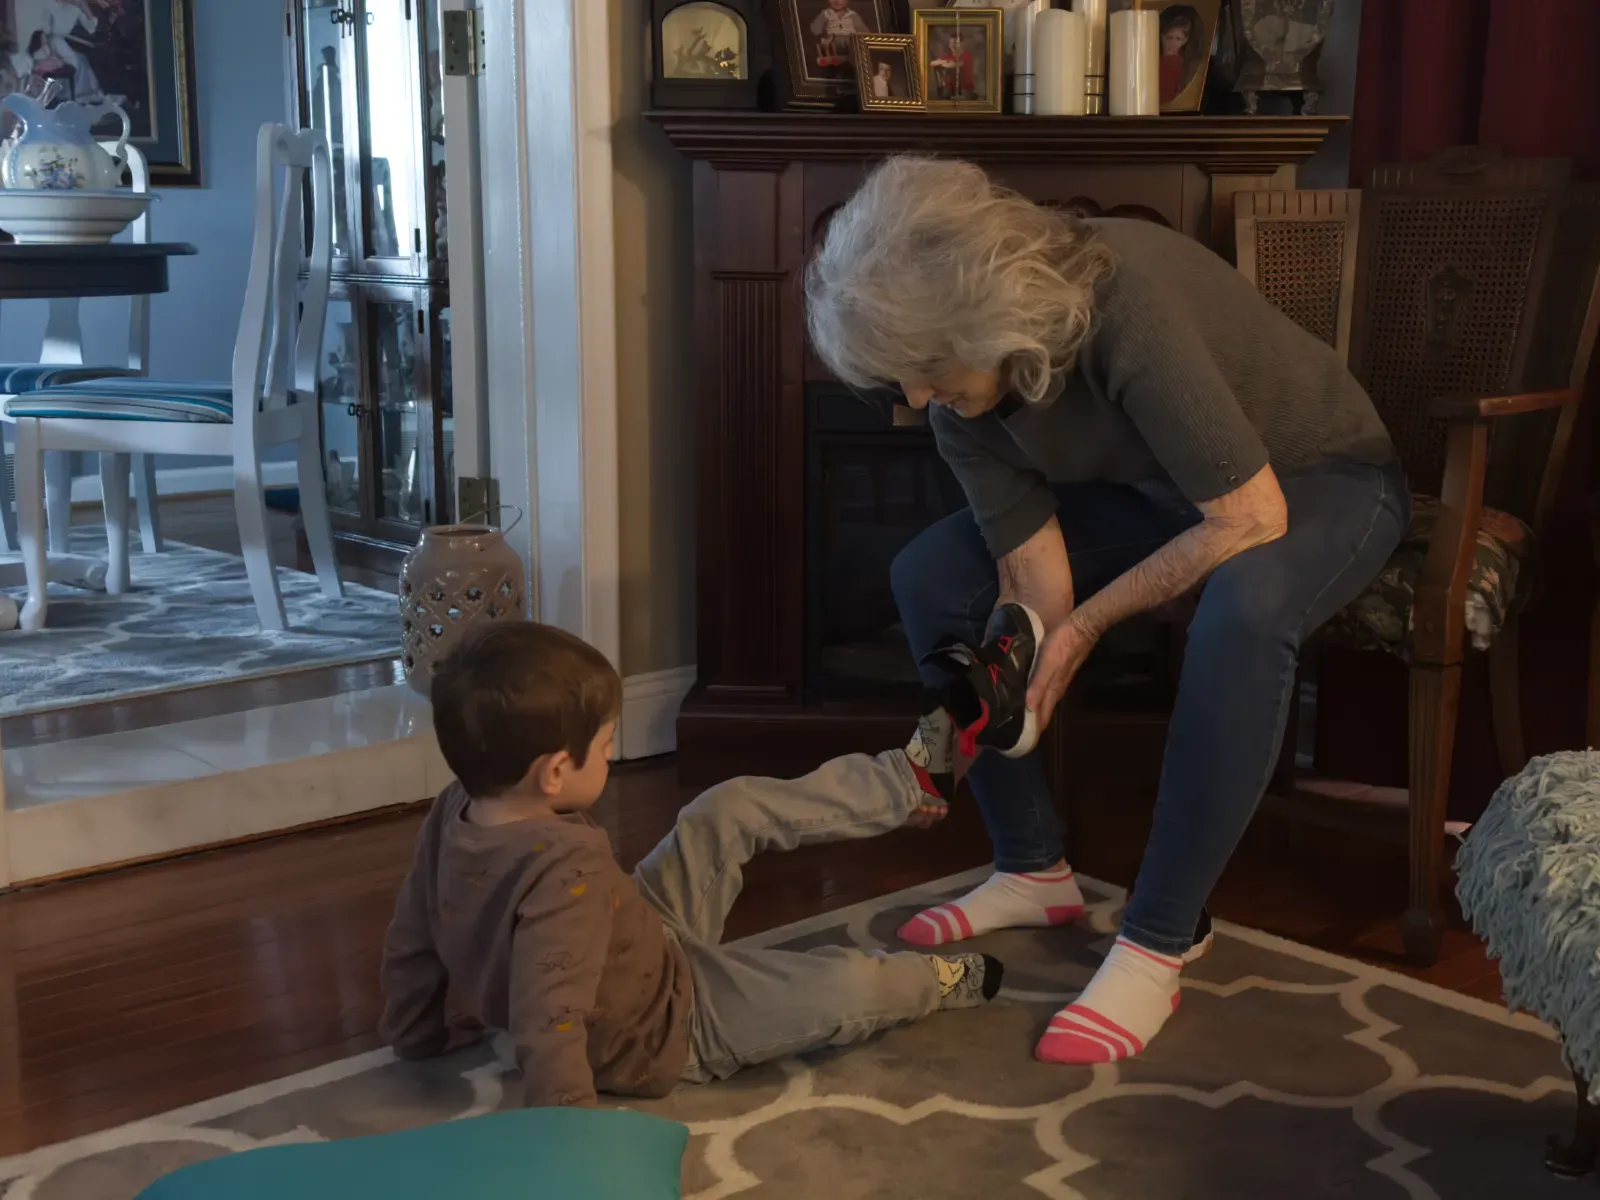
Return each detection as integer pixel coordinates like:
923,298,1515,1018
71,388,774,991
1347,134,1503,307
806,391,965,695
804,387,1176,707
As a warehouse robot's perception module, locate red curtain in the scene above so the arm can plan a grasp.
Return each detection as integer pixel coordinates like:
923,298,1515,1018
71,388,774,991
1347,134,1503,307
1350,0,1600,181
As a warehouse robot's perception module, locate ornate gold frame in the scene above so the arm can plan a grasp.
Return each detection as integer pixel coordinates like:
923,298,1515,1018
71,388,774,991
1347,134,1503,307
853,33,924,112
913,7,1003,115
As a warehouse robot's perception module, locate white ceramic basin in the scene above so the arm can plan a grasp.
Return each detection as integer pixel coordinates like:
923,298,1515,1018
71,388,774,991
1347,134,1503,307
0,189,156,245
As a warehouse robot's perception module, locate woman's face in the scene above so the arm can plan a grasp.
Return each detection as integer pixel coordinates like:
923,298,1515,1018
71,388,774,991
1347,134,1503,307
1162,24,1190,55
899,365,1001,419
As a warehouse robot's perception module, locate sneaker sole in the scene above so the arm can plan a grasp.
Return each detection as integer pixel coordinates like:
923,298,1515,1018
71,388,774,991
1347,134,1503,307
998,603,1046,759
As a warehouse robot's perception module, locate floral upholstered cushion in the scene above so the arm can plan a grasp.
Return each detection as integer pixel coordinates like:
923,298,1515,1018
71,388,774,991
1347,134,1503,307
1327,496,1534,658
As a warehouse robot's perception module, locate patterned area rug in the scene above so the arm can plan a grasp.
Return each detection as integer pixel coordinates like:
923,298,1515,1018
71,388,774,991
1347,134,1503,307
0,870,1576,1199
0,530,399,716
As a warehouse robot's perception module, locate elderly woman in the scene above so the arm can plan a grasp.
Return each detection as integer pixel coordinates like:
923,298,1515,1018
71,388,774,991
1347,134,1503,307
806,157,1408,1065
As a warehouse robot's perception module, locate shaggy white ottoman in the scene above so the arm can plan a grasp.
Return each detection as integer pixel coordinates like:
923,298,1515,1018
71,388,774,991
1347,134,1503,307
1456,750,1600,1178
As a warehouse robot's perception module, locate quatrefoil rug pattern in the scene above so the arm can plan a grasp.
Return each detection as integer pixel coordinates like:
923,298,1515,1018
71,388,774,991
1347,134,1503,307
0,870,1577,1199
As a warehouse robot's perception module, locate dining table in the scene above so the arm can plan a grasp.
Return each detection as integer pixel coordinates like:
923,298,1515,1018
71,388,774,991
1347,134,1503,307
0,239,198,604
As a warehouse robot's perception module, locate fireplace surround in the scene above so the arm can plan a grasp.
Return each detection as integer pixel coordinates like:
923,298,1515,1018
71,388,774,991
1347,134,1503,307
651,112,1342,784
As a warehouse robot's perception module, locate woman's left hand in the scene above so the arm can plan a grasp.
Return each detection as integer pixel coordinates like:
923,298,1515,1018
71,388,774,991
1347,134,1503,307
1026,618,1098,731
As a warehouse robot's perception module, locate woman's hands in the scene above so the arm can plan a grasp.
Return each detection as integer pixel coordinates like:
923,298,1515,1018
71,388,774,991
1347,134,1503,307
1025,617,1098,732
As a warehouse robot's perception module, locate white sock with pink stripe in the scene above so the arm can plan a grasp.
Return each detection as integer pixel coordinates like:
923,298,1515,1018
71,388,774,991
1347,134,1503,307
896,866,1085,947
1035,936,1182,1065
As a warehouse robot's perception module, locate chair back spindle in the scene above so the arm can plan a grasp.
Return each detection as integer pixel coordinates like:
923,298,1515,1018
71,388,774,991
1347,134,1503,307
233,124,333,424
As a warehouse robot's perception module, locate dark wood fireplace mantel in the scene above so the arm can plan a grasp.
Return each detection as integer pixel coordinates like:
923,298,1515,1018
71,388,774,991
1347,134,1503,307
656,111,1342,784
649,111,1343,172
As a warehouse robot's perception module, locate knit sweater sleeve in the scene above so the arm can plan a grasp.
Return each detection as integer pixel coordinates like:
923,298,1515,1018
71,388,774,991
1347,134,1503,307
1085,285,1270,504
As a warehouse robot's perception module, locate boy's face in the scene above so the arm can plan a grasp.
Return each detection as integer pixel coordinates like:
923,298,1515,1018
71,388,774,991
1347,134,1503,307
543,720,616,811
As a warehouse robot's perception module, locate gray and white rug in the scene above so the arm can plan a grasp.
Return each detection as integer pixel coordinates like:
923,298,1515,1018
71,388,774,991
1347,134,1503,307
0,870,1577,1199
0,530,400,717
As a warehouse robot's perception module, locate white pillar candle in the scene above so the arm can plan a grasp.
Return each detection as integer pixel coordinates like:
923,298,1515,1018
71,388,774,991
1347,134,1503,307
1107,6,1159,115
1071,0,1108,113
1033,10,1088,116
1011,0,1053,114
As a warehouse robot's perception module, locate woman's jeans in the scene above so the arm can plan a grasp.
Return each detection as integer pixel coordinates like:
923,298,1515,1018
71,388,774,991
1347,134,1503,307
890,461,1410,957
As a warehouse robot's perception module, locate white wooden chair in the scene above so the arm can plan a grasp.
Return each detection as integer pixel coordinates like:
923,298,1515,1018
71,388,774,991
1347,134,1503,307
0,140,162,557
2,124,343,631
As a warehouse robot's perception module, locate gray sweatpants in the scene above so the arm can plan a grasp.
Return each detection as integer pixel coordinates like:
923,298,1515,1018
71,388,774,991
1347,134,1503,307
631,750,941,1082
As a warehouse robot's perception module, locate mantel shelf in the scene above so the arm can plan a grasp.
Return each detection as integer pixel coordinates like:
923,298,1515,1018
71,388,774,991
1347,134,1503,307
646,111,1345,170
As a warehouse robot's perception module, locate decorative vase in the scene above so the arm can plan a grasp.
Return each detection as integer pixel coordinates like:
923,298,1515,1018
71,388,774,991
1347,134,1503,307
1229,0,1335,115
399,521,526,697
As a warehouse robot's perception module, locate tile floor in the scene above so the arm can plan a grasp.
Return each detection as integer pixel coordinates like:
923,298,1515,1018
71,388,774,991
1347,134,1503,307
3,684,431,808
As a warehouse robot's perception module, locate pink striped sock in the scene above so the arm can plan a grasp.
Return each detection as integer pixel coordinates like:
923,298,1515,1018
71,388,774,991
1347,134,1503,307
1035,936,1183,1065
896,866,1084,947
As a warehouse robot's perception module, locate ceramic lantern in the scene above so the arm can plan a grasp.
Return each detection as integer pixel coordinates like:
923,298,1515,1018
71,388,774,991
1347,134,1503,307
399,521,526,696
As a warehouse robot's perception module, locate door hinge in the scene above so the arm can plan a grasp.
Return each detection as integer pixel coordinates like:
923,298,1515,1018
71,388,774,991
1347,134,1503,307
442,9,484,76
457,475,500,524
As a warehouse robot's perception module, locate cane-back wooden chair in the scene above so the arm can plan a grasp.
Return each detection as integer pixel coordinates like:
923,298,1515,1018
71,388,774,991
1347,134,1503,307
1234,147,1600,965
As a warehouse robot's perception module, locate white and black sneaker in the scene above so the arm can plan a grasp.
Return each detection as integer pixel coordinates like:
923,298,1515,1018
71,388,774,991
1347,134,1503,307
922,602,1046,759
905,690,958,806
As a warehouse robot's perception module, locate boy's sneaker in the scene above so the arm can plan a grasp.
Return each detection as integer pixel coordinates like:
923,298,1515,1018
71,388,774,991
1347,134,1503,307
905,690,957,805
922,602,1045,759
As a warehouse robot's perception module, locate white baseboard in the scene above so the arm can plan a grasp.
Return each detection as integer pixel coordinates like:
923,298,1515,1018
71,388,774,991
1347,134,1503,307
618,665,696,761
69,461,300,505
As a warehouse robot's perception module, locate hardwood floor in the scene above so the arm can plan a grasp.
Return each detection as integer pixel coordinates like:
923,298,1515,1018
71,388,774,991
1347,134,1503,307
0,751,1497,1159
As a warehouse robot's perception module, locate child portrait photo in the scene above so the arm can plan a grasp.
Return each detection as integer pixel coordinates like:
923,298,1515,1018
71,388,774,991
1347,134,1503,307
853,32,921,110
914,8,1001,113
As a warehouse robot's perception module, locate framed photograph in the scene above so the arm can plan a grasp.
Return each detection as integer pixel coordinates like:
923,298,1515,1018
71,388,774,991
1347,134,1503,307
0,0,201,184
1110,0,1223,113
853,32,921,110
769,0,896,108
914,6,1001,114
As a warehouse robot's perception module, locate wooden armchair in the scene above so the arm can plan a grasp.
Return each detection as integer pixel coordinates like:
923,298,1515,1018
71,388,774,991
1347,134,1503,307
1234,149,1600,964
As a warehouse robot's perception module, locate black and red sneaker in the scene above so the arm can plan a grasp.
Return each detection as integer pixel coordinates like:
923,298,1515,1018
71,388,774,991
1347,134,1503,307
905,690,957,806
922,602,1045,760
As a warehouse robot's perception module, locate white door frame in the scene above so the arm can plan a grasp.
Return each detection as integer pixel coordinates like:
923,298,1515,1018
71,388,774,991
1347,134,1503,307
475,0,621,668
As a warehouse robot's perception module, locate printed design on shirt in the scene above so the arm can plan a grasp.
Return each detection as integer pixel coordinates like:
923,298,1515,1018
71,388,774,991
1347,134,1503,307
545,1006,582,1034
559,865,600,898
534,950,577,975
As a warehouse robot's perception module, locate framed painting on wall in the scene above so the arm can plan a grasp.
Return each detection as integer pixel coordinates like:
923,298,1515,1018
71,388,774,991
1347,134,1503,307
0,0,201,184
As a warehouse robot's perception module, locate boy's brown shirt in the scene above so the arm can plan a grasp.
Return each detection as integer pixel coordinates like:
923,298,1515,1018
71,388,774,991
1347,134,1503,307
379,782,693,1106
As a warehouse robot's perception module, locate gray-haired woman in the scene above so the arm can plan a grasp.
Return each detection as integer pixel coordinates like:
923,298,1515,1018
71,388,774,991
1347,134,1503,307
806,157,1408,1065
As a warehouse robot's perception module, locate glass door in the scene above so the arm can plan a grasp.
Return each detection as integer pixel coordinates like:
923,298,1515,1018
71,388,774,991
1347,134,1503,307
354,0,428,276
295,0,361,269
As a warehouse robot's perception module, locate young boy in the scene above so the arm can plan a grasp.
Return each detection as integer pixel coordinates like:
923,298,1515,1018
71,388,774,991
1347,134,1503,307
379,621,1002,1107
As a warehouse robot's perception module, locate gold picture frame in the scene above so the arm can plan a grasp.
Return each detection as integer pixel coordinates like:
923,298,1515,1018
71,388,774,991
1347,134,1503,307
913,7,1003,114
853,33,924,111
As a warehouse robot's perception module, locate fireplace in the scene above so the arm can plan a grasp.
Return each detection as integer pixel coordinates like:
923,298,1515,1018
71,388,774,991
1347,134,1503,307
805,386,964,698
653,110,1342,783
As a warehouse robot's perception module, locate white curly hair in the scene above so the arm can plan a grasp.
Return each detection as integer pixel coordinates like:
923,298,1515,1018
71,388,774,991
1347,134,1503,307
805,156,1114,404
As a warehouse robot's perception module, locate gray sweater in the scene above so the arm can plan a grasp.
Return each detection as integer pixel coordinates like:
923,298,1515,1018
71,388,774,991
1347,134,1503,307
932,218,1395,557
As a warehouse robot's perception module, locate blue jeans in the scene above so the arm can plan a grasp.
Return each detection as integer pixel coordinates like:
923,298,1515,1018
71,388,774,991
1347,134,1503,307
890,461,1410,956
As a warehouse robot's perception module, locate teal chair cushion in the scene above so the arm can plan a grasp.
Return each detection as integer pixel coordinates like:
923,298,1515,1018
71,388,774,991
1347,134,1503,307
0,363,139,394
133,1107,689,1200
4,378,234,423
